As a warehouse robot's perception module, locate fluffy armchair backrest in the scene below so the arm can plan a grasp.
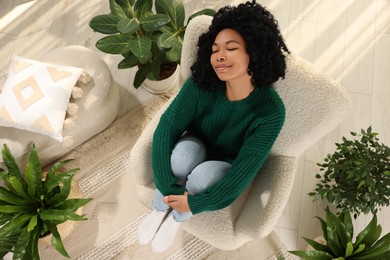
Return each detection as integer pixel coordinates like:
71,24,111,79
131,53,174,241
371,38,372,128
180,15,352,158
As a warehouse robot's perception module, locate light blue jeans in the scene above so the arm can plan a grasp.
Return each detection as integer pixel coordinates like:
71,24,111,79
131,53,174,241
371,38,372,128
153,135,231,222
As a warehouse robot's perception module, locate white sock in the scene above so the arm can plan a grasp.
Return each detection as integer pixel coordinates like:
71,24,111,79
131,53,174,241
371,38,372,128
151,212,181,252
137,209,169,245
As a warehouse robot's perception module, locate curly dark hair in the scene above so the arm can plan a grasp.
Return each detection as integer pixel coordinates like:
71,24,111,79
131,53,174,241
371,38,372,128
191,0,290,91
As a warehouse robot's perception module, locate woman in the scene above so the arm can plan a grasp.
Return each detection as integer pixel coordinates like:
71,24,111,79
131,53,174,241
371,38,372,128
137,0,289,252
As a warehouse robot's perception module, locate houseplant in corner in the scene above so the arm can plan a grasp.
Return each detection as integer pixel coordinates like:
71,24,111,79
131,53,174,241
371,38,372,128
0,144,92,259
289,207,390,259
309,126,390,219
89,0,215,92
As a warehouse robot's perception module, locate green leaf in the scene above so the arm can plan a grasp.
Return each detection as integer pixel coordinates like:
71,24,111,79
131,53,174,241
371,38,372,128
109,0,127,19
354,232,390,259
134,0,152,19
49,225,70,258
0,186,29,205
8,176,32,201
166,43,182,62
25,144,43,199
155,0,185,30
289,250,333,259
0,205,33,213
128,36,152,58
27,214,38,232
89,14,121,34
40,209,87,223
117,17,138,33
12,227,33,260
46,159,72,180
115,0,135,18
303,237,330,253
187,8,216,24
56,198,93,212
140,14,170,32
118,54,139,69
355,214,379,248
0,213,32,238
44,170,76,196
357,180,365,189
345,241,353,257
315,216,328,241
47,177,73,206
96,34,131,54
1,144,24,185
157,31,179,48
133,65,150,88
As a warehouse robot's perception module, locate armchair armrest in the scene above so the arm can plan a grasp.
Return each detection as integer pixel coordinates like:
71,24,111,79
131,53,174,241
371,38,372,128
129,95,176,185
235,155,298,239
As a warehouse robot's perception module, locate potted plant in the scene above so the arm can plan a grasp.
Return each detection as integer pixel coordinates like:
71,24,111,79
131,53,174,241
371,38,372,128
0,144,92,259
289,207,390,259
309,126,390,219
89,0,215,90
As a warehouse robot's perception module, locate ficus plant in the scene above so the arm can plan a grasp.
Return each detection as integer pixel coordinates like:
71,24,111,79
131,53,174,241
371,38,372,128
89,0,215,88
289,207,390,259
0,144,92,259
309,126,390,219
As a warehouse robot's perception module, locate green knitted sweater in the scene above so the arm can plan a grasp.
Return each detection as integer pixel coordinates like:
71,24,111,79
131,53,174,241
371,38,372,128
152,77,285,215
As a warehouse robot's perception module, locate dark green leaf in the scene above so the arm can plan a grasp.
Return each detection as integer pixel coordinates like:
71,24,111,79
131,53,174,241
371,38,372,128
118,54,139,69
302,237,330,253
157,31,179,48
128,36,152,58
0,214,32,238
187,8,216,24
56,198,93,212
44,170,76,196
0,186,29,205
0,205,33,213
96,34,131,54
166,43,181,62
140,14,170,32
109,0,127,19
40,209,87,222
47,177,73,206
133,65,150,88
12,227,33,260
89,14,121,34
114,0,135,18
25,144,43,199
117,18,138,33
134,0,152,19
354,232,390,259
1,144,24,185
355,214,378,248
49,225,70,258
155,0,185,30
289,250,333,259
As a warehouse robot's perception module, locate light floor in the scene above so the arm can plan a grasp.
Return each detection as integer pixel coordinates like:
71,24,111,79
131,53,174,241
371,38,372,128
1,0,389,255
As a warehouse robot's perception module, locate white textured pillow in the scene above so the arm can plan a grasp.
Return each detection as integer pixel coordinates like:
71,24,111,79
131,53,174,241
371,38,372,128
0,55,83,142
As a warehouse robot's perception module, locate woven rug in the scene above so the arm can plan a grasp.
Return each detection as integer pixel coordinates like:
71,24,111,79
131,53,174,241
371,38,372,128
37,94,292,260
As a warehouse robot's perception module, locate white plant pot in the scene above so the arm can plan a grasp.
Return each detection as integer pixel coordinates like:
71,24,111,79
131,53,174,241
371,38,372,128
142,64,180,94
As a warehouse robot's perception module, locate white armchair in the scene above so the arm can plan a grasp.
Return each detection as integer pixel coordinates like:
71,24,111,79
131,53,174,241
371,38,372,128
129,15,352,250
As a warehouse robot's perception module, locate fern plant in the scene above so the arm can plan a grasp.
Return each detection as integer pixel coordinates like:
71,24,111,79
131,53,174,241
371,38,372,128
289,207,390,259
0,144,92,259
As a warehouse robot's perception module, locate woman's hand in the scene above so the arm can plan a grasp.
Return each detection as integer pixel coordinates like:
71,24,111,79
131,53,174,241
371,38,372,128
164,192,191,213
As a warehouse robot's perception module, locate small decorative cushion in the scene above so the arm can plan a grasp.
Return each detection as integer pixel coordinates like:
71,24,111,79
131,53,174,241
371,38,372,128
0,55,83,142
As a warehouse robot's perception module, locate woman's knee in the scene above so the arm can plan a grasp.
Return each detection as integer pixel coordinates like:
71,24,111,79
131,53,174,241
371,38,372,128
186,161,232,195
170,136,207,179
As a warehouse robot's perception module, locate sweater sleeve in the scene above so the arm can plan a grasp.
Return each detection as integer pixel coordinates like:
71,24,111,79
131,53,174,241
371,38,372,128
152,78,199,196
187,102,285,214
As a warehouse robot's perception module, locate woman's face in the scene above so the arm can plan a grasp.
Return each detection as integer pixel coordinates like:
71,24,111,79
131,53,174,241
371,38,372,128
210,28,250,83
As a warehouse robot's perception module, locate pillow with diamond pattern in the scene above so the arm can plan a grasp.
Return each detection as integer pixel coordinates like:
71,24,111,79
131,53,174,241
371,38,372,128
0,55,83,142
